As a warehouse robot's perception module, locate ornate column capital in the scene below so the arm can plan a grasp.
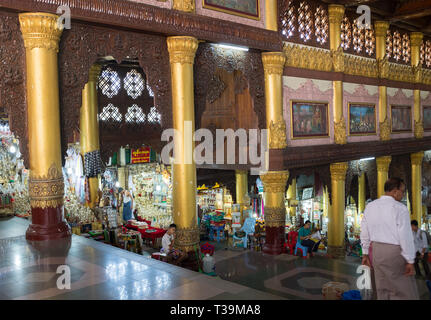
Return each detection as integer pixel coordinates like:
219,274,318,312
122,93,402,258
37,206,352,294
410,32,424,47
260,171,289,193
328,4,345,25
88,64,102,83
374,21,390,38
411,151,424,165
172,0,195,13
19,12,63,52
167,36,198,65
28,163,64,209
376,156,391,172
330,162,348,181
235,169,248,175
262,52,286,76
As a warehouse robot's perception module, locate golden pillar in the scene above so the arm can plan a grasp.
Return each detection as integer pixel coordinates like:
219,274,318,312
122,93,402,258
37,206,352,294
19,13,71,241
411,151,424,224
235,169,248,206
375,21,391,141
328,162,348,258
262,52,287,149
358,173,366,229
265,0,278,31
80,64,102,208
323,186,329,219
411,32,424,139
329,5,346,145
376,156,391,198
286,178,297,217
167,36,199,258
172,0,195,13
261,171,289,255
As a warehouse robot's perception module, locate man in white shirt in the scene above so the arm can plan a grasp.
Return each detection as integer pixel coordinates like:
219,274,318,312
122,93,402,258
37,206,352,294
411,220,430,278
360,177,419,299
161,224,188,266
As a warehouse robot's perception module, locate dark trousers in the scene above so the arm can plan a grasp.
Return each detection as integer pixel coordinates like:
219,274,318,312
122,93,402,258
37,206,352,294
301,239,320,254
414,252,430,278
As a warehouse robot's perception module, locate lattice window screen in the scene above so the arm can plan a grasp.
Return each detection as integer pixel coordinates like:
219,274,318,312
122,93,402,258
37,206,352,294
147,106,161,124
99,68,121,98
314,5,328,45
99,103,122,122
125,104,146,123
124,69,145,99
281,0,296,40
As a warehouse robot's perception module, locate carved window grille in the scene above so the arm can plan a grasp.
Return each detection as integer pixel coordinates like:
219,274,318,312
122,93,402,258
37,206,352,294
147,106,161,124
364,28,375,56
99,67,121,98
125,104,146,123
386,30,392,59
421,41,425,66
281,0,295,39
124,69,145,99
298,1,313,42
99,103,122,122
352,19,364,53
425,40,431,68
392,31,402,61
401,33,410,63
341,16,351,50
314,5,328,45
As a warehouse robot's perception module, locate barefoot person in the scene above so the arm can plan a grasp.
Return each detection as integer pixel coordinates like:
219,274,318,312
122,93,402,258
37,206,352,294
360,178,419,300
161,224,188,266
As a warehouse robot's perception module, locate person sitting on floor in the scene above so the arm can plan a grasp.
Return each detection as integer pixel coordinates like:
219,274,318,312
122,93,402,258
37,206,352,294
298,220,317,258
161,223,188,266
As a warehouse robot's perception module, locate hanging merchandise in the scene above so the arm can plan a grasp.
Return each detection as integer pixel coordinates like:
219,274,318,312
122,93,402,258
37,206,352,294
125,146,131,164
119,146,126,166
84,150,102,178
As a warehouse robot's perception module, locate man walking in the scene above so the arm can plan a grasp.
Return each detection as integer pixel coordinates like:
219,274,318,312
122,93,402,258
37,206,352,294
360,178,419,300
411,220,430,279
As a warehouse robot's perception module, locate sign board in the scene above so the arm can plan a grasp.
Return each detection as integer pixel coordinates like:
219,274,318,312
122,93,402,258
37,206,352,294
302,187,314,200
131,147,151,164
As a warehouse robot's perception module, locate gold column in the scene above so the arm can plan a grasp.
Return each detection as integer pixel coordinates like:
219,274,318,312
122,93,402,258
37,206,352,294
375,21,391,141
172,0,195,13
235,170,248,205
167,36,199,254
286,178,297,217
19,13,70,240
358,173,366,229
329,5,346,145
376,156,391,198
411,32,424,139
261,171,289,255
262,52,287,149
323,186,329,219
328,162,348,258
80,64,102,208
265,0,278,31
411,151,424,224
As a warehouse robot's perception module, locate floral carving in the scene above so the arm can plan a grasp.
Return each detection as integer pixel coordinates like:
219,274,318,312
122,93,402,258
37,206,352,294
207,75,226,104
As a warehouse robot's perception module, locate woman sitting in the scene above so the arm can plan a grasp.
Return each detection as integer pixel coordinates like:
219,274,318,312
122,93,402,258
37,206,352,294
298,220,321,258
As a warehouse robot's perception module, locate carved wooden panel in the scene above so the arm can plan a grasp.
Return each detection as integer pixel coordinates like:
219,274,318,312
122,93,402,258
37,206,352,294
0,11,28,167
194,44,265,131
58,22,171,164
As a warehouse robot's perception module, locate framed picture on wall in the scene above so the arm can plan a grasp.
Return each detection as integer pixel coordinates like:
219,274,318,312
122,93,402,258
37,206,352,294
202,0,260,20
348,103,376,135
424,106,431,131
391,105,412,133
291,101,329,138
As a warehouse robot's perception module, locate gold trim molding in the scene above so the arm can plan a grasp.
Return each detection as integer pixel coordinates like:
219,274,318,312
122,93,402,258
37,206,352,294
345,54,379,78
284,43,332,72
175,227,200,252
269,120,288,149
260,171,289,193
167,36,198,65
29,164,64,209
172,0,195,13
89,64,102,83
262,52,286,76
330,162,348,181
19,12,63,52
264,207,286,227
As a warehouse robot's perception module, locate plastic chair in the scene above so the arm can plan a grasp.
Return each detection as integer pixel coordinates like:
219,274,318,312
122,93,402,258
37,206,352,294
232,217,256,248
285,231,299,255
294,241,308,257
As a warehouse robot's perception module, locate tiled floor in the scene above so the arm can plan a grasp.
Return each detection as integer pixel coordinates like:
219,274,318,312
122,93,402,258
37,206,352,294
0,217,429,300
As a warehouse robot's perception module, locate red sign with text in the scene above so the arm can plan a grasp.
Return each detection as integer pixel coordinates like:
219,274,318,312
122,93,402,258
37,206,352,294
131,147,151,164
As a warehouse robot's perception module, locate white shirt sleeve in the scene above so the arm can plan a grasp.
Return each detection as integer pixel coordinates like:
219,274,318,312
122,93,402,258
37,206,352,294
360,209,370,255
397,206,416,264
161,234,171,253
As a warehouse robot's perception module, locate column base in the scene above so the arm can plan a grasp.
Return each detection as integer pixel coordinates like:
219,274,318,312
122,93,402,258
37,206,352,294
26,206,71,241
263,226,285,255
327,245,345,259
180,249,202,272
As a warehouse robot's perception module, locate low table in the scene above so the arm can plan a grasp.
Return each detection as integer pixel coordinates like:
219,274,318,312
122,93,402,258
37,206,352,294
125,223,166,248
